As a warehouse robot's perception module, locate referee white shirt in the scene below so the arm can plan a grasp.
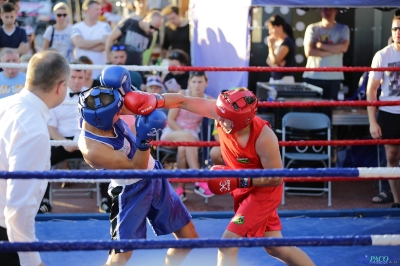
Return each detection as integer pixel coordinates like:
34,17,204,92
48,87,87,138
0,88,51,266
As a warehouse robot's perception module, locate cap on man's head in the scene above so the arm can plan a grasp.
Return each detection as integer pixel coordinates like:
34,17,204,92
146,75,163,88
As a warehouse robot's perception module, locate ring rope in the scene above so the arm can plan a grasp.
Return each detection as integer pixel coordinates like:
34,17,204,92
2,62,400,73
2,168,400,180
0,235,398,252
50,139,400,147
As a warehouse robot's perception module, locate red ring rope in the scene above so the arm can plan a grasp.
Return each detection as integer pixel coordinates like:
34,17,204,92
152,139,400,147
258,100,400,107
167,177,385,183
169,66,400,72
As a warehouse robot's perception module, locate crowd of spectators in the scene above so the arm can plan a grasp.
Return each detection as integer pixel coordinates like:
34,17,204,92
0,0,399,212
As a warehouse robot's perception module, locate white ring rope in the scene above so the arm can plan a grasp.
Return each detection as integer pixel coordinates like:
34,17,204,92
49,178,111,183
51,140,78,146
0,62,167,72
62,100,78,106
371,235,400,246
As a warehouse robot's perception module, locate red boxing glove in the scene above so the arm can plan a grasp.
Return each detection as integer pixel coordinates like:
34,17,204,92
124,91,165,115
207,165,252,195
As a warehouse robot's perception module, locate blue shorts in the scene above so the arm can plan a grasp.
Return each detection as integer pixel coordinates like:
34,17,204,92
108,161,191,253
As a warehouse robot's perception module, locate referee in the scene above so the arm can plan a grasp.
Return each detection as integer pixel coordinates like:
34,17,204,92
0,50,70,266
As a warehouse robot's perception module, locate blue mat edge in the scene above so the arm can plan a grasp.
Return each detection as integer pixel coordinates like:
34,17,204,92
35,208,400,221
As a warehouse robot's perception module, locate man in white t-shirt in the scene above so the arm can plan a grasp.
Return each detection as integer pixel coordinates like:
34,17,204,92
71,0,111,79
367,15,400,209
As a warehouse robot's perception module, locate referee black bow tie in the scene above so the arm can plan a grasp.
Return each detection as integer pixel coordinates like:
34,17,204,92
69,92,81,97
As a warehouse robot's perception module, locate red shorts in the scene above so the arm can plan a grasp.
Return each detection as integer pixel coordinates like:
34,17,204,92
227,184,283,237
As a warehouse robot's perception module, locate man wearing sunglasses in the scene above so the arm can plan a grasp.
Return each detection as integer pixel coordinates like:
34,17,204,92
105,10,163,66
105,43,143,90
367,13,400,209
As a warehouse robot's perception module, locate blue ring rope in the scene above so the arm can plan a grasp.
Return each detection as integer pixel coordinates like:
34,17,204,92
0,236,380,252
0,168,363,180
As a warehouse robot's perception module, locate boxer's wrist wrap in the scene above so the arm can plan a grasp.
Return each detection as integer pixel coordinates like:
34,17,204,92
155,93,165,108
239,178,252,188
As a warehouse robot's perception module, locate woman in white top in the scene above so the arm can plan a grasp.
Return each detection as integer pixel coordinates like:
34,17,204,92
42,2,74,62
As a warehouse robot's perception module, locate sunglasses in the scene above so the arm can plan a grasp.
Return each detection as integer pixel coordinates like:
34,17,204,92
56,13,67,17
150,24,159,32
111,45,126,51
169,51,182,59
392,27,400,32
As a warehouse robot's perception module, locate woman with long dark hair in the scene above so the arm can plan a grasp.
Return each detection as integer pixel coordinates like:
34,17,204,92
266,15,296,81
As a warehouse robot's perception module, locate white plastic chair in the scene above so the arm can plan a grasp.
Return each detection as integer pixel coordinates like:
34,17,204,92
281,112,332,207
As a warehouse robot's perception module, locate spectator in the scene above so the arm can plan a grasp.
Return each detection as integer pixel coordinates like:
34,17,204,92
77,55,101,88
99,0,112,16
303,8,350,100
39,63,88,214
371,29,395,204
42,2,74,62
160,71,214,201
105,10,163,66
128,0,148,20
163,49,190,92
0,49,26,98
144,75,164,94
24,25,40,56
108,43,143,89
0,3,28,55
71,0,111,79
367,14,400,209
265,15,296,81
0,0,8,26
7,0,22,26
0,50,70,266
160,5,190,59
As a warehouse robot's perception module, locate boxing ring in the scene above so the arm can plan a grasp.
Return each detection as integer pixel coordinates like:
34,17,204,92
1,63,400,265
34,213,400,266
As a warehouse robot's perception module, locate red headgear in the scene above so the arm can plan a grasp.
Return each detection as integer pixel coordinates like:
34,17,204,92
215,88,258,134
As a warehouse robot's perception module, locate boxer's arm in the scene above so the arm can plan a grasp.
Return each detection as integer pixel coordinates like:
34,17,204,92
162,93,219,120
79,136,150,170
254,125,283,187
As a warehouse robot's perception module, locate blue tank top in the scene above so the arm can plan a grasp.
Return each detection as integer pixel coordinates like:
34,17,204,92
82,119,137,159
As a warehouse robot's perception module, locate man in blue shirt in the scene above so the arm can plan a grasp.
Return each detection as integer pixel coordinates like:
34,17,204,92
0,49,26,99
0,3,28,55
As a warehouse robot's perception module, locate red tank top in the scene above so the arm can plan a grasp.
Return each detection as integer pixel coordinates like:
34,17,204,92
217,116,283,205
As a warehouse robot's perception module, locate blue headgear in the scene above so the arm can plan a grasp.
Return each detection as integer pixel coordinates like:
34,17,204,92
78,86,123,131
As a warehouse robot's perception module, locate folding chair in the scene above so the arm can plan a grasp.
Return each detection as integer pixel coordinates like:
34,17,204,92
49,158,101,207
281,112,332,206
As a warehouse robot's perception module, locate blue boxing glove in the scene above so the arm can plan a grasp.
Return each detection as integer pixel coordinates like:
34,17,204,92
100,65,135,96
135,110,167,151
